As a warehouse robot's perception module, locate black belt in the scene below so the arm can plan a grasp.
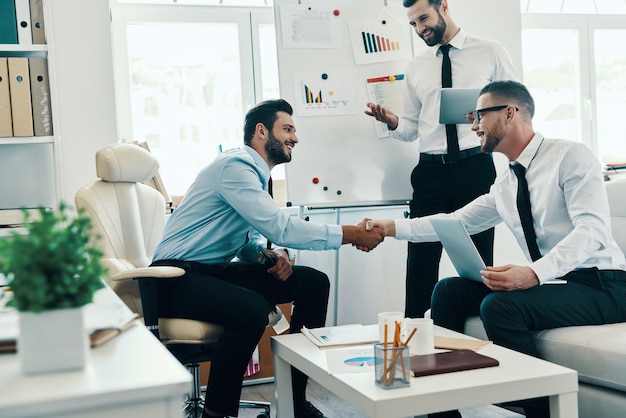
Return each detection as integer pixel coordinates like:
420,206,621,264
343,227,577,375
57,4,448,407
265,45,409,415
420,146,483,164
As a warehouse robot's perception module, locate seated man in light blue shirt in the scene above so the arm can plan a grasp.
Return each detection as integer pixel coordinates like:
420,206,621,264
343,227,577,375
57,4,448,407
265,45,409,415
365,80,626,418
152,99,384,418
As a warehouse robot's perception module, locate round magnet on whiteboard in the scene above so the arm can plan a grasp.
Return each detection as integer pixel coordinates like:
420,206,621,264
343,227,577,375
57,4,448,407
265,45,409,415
328,90,334,96
336,190,342,195
321,73,328,80
312,177,319,184
323,186,328,191
333,9,340,16
388,75,396,82
381,20,387,25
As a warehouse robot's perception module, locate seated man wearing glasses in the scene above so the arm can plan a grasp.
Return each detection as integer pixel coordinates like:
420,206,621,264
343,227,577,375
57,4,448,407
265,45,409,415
364,80,626,418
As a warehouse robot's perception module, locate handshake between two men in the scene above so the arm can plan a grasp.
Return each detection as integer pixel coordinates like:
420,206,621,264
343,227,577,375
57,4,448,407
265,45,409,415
341,218,391,252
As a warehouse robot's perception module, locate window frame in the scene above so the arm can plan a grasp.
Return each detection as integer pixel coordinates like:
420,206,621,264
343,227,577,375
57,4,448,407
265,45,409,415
521,12,626,157
109,3,273,154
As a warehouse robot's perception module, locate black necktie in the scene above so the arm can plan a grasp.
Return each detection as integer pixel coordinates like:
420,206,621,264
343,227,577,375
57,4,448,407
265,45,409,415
512,163,541,261
440,44,460,162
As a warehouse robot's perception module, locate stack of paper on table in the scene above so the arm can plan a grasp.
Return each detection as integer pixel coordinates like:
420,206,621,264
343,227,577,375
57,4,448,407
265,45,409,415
434,335,491,351
302,324,378,347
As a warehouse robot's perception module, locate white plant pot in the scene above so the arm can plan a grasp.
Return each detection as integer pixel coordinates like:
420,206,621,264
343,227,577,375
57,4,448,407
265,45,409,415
18,307,88,375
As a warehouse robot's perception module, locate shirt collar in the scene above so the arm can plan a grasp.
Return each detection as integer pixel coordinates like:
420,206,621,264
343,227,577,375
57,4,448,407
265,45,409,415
511,132,544,170
244,145,272,188
432,28,467,57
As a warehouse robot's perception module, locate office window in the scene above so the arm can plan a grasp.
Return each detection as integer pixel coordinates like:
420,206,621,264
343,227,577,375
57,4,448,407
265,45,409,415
110,3,277,196
117,0,274,6
521,8,626,165
521,0,626,14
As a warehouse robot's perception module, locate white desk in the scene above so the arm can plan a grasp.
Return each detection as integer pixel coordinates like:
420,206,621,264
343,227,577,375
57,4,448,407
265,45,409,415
272,325,578,418
0,286,192,418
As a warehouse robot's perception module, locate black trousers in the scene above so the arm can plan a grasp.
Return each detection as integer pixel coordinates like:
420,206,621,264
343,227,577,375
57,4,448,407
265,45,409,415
406,152,496,318
431,268,626,417
152,260,330,417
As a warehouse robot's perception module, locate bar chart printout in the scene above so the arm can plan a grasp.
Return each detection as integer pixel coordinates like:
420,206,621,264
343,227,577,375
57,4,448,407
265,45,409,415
349,19,412,65
293,71,356,117
305,85,323,104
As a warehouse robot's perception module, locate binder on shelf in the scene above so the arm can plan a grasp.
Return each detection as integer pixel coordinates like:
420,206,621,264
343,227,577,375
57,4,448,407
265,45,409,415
0,0,19,44
7,57,34,137
29,0,46,44
14,0,33,45
29,57,52,136
0,58,13,137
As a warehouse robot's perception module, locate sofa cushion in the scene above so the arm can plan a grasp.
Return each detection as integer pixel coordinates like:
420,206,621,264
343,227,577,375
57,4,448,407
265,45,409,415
535,323,626,392
464,316,626,392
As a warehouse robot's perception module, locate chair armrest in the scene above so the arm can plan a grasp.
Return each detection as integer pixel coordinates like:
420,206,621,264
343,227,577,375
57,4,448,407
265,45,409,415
111,266,185,281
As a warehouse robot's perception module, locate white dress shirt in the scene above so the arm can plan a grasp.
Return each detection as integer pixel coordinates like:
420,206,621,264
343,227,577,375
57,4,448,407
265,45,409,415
394,133,626,283
392,29,520,155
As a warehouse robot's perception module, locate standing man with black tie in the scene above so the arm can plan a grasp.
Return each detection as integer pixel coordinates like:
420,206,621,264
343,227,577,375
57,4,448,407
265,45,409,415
365,80,626,418
365,0,519,318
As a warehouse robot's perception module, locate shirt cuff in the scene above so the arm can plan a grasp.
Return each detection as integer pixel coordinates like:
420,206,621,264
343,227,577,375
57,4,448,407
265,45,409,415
529,258,557,284
394,219,413,241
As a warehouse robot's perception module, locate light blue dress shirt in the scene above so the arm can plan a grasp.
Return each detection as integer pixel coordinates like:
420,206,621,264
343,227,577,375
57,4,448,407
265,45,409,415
394,133,626,283
153,146,343,265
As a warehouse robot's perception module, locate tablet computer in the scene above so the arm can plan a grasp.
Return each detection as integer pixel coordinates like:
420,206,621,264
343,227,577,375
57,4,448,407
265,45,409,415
439,88,480,125
430,217,566,284
429,217,486,282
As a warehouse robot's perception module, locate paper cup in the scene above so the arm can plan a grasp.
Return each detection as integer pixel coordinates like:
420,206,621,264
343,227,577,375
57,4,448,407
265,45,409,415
377,311,404,343
403,317,435,355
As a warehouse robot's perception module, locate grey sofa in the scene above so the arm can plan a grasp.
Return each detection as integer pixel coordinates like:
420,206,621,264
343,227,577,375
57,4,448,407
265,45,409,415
463,179,626,417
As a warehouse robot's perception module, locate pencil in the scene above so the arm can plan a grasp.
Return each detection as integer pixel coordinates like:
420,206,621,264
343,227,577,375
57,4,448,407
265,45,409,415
383,324,388,385
403,327,417,346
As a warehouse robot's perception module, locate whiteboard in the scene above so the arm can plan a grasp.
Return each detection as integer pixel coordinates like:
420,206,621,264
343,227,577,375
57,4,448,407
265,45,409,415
274,0,522,208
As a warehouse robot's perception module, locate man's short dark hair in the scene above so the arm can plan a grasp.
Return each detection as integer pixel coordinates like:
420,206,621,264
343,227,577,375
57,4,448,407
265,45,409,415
479,80,535,119
243,99,293,145
403,0,442,8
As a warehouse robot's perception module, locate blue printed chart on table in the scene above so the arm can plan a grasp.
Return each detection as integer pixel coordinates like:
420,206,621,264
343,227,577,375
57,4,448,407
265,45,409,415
326,346,376,374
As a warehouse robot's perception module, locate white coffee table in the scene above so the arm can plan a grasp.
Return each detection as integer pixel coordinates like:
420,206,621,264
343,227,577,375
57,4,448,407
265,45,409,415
271,325,578,417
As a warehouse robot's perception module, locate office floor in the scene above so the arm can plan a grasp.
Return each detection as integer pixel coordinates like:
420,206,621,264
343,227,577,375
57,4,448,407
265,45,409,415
237,380,525,418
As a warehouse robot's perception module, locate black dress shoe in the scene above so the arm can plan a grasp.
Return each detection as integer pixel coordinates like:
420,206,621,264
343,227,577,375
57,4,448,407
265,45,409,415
428,410,462,418
294,400,327,418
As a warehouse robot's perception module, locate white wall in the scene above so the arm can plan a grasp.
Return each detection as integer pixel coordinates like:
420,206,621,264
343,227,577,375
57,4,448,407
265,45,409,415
46,0,118,207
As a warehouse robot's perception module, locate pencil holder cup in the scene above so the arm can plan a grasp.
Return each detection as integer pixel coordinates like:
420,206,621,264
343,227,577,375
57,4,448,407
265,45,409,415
374,343,410,389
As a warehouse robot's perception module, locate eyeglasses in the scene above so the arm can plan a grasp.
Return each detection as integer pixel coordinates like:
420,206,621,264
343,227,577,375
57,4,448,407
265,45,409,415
472,105,519,124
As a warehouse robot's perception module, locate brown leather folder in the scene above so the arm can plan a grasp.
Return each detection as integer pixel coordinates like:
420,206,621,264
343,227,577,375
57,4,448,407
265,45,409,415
410,349,499,377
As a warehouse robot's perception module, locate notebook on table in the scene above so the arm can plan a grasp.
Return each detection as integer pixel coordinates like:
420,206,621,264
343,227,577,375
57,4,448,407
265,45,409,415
429,217,486,282
410,349,499,377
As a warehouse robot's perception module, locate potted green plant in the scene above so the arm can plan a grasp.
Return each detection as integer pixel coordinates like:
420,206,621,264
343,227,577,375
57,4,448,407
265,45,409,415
0,202,106,374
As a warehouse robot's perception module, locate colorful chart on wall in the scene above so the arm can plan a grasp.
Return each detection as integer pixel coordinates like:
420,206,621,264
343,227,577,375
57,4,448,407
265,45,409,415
279,4,342,49
366,73,406,138
293,71,356,117
348,10,412,65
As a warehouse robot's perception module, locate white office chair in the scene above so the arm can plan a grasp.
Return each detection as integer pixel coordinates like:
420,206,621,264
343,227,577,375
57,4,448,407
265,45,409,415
75,143,281,418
